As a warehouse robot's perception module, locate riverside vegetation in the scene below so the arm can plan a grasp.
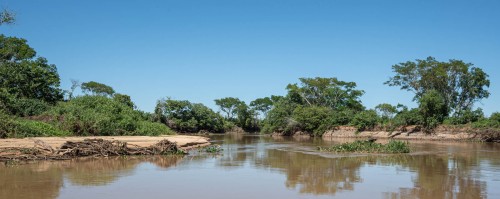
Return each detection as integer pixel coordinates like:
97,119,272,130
0,11,499,140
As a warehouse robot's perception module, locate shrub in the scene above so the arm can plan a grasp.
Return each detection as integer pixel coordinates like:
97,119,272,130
292,105,333,136
12,98,50,117
444,108,484,125
10,119,70,138
350,110,379,131
45,95,146,136
131,121,174,136
393,108,423,127
318,140,410,153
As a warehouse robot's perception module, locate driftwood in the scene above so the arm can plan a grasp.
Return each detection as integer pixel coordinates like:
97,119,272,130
0,139,183,163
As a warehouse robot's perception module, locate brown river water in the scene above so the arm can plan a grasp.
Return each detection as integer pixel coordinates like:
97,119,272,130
1,134,500,199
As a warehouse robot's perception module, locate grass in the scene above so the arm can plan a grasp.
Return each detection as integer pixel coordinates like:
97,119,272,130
318,140,411,153
201,144,223,153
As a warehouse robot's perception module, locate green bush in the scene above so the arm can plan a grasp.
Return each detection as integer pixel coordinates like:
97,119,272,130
12,98,50,117
292,105,333,136
350,110,379,131
261,98,297,134
318,140,410,153
0,110,15,138
130,121,174,136
155,99,224,133
10,119,70,138
393,108,423,127
444,108,484,125
45,95,149,136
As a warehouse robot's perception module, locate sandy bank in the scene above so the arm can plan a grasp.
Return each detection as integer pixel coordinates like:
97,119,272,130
0,135,211,151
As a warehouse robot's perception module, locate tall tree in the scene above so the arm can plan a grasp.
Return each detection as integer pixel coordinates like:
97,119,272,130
286,77,365,111
0,35,63,103
250,97,273,117
385,57,490,116
81,81,115,97
214,97,244,119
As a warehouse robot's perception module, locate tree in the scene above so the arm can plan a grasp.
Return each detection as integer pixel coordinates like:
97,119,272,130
156,99,224,133
81,81,115,97
385,57,490,116
67,79,81,100
214,97,244,119
0,35,63,104
375,103,398,121
286,77,365,111
419,90,448,130
250,97,273,117
113,93,135,108
0,9,15,25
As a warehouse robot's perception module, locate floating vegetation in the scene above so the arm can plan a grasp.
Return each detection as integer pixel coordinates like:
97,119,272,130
201,144,223,153
318,140,410,153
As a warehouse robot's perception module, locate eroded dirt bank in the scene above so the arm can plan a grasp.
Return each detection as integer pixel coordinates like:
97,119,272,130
321,126,500,142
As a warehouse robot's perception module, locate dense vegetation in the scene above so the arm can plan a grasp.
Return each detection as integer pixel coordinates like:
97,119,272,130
0,13,498,138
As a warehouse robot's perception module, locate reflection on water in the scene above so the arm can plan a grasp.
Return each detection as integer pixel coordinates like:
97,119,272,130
1,135,499,199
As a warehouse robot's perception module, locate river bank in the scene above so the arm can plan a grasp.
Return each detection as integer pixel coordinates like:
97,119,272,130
275,126,500,142
0,135,211,162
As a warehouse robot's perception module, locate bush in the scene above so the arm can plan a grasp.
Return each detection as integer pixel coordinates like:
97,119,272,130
444,108,484,125
350,110,379,131
261,98,297,134
156,99,224,133
318,140,410,153
45,95,148,136
393,108,423,127
10,119,70,138
0,110,15,138
130,121,174,136
12,98,50,117
292,105,333,136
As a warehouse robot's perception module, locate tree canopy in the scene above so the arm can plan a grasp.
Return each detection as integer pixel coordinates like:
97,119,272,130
286,77,365,111
0,35,63,104
81,81,115,97
385,57,490,116
214,97,245,119
0,9,15,25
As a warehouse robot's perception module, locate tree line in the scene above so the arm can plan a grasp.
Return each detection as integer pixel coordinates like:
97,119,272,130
1,18,499,137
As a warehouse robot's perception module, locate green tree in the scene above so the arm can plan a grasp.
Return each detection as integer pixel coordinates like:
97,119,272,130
419,90,448,130
0,9,15,25
385,57,490,116
113,93,135,109
286,77,365,111
250,97,273,117
0,35,63,104
81,81,115,97
375,103,398,121
156,99,224,133
214,97,244,119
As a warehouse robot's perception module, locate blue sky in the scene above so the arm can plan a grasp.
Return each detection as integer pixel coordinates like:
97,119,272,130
1,0,499,115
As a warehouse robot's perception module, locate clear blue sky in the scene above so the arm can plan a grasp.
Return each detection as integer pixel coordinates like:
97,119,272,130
1,0,499,115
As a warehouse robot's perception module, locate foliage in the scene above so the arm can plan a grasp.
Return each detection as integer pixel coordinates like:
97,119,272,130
156,98,224,133
113,93,135,108
350,110,379,131
261,97,298,134
250,97,273,116
81,81,115,97
393,108,423,127
46,95,168,136
318,140,410,153
444,108,484,125
0,110,15,138
375,103,398,122
385,57,490,116
234,103,259,131
418,90,448,130
214,97,244,119
202,144,223,153
9,119,70,138
286,77,365,111
0,35,63,104
292,105,333,136
130,121,174,136
0,9,15,25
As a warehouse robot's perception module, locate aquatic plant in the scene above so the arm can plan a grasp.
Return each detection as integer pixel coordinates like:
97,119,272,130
318,140,410,153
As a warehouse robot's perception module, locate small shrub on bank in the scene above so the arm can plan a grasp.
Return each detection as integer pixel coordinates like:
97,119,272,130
130,121,174,136
350,110,379,131
10,119,70,138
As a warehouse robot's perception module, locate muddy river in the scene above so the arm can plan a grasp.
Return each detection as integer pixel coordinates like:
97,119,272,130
1,134,500,199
